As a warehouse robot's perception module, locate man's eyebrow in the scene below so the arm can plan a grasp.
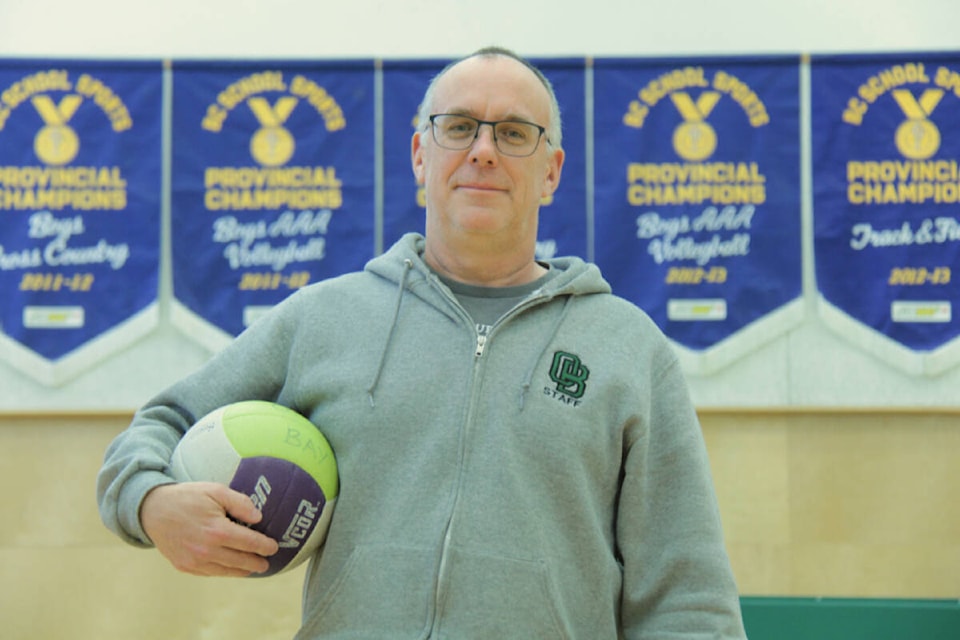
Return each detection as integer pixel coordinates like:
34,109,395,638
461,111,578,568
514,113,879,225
440,108,538,123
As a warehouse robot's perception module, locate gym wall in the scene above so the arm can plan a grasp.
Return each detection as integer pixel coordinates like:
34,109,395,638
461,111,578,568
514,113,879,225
1,1,957,638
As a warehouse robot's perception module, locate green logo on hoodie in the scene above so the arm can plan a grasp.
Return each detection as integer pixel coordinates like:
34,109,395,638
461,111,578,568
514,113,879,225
549,351,590,399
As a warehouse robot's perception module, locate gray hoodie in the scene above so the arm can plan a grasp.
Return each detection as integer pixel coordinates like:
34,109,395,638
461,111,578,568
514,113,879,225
98,233,746,639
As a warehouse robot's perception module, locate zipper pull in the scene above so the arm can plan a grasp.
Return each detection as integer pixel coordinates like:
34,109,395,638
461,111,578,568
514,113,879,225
474,323,492,358
474,322,493,358
475,333,487,357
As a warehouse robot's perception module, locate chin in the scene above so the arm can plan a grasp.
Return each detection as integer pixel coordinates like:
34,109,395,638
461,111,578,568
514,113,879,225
454,209,512,233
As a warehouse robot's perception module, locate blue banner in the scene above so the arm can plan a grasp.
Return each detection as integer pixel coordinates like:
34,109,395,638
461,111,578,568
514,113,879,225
381,58,450,249
0,59,162,383
593,56,803,369
812,52,960,369
531,57,589,261
170,60,376,348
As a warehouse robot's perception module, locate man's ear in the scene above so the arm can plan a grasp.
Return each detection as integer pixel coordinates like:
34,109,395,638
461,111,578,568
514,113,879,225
541,146,564,199
412,131,425,185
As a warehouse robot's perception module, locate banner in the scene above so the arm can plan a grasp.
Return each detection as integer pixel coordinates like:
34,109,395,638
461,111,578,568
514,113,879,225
812,52,960,375
381,58,450,249
532,58,589,260
593,56,804,373
170,60,376,350
0,59,162,385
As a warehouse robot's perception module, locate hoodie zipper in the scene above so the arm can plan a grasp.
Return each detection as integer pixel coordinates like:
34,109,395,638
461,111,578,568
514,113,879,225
431,324,484,635
427,279,481,635
426,276,554,636
475,325,489,357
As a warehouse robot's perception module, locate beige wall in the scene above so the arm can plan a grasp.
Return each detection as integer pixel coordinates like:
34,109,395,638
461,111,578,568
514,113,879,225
2,411,959,639
702,410,960,597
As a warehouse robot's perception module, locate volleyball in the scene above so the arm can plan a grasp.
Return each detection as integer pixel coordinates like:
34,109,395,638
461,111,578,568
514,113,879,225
169,400,338,576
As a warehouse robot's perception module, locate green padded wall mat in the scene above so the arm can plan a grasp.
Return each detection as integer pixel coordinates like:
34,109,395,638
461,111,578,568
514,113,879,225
740,597,960,640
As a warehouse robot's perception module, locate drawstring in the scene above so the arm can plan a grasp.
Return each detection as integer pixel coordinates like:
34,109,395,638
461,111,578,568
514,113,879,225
518,295,573,411
367,258,413,407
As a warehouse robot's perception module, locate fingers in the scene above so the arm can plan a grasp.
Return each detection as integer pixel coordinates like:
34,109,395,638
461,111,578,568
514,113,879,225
208,484,281,558
142,482,280,577
218,484,265,526
180,530,273,577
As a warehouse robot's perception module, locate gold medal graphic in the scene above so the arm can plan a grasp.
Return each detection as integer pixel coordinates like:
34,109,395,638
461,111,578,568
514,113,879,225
35,124,80,166
250,125,295,167
673,121,717,162
31,94,83,166
895,118,940,160
891,88,944,161
247,96,298,167
670,91,721,162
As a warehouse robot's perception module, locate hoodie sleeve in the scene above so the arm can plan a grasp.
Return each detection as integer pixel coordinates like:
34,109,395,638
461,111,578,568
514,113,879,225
617,347,746,639
95,290,303,546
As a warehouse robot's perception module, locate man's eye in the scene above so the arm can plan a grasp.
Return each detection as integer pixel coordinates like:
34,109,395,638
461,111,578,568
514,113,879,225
443,119,476,136
498,124,530,143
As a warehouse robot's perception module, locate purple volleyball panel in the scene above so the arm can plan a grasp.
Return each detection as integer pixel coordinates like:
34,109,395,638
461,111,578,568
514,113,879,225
230,456,328,576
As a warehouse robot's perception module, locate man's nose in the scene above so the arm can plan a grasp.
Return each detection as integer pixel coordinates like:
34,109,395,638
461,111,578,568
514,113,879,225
469,123,499,164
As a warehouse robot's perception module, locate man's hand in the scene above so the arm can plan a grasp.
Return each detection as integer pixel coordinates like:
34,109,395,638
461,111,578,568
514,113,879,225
140,482,280,577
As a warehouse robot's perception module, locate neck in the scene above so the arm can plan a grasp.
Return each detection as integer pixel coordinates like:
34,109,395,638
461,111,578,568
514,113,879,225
423,236,545,287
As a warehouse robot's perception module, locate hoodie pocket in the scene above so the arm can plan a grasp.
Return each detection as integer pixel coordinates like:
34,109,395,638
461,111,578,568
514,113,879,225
296,543,436,639
434,548,572,639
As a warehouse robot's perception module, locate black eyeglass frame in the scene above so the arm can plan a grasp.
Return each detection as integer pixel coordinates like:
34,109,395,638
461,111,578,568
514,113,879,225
427,113,550,157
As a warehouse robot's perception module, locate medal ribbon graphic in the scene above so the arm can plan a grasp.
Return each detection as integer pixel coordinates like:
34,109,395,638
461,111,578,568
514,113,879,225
891,88,944,160
31,94,83,166
669,91,721,161
247,96,299,166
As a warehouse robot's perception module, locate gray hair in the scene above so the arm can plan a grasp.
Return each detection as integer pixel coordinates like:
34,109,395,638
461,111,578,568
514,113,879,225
416,46,563,150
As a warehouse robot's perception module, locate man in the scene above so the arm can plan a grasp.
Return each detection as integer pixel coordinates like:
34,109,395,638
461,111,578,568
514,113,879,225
98,47,747,638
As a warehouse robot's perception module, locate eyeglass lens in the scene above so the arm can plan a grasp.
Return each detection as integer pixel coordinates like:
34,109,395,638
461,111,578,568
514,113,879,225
431,114,543,156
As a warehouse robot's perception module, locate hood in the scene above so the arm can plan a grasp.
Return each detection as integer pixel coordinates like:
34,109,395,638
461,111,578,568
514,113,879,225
362,234,613,409
365,233,612,300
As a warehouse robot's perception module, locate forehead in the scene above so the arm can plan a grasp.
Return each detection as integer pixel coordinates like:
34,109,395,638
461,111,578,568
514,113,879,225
431,55,551,121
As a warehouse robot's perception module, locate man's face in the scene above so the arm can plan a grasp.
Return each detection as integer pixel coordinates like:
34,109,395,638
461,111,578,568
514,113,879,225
412,55,564,245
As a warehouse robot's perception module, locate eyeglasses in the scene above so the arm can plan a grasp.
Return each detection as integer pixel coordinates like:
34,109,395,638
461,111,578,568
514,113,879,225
428,114,548,157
